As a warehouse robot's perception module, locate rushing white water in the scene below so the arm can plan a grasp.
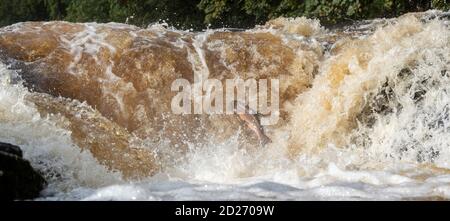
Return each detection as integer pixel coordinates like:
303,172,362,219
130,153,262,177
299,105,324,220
1,11,450,200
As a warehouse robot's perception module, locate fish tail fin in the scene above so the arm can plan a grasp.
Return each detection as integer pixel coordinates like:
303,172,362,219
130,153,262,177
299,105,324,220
260,134,272,147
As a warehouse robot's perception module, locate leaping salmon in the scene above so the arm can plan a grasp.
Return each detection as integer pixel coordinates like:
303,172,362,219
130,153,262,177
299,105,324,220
233,101,272,146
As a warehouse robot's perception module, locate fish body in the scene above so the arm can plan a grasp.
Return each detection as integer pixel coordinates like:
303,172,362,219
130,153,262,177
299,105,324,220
234,101,272,146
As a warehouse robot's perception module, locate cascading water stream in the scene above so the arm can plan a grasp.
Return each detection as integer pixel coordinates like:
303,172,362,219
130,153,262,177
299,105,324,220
0,11,450,200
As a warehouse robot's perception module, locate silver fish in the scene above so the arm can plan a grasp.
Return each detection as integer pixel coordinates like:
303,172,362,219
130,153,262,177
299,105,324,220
234,101,272,146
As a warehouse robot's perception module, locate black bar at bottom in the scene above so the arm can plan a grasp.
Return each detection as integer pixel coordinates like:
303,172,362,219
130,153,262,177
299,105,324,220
2,201,449,219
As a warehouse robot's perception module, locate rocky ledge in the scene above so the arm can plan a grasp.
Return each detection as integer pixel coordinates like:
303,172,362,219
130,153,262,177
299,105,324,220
0,142,46,201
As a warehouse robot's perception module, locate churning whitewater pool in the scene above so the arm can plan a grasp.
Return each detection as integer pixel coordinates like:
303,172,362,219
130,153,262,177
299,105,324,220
1,11,450,200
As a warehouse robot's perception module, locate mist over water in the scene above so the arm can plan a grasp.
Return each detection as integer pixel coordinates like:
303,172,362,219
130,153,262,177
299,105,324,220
1,11,450,200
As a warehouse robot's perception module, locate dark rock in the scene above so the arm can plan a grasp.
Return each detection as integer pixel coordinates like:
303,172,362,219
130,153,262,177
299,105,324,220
0,142,23,158
0,142,46,201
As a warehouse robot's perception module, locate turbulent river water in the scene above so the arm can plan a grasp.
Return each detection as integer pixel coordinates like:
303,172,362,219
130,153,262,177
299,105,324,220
1,11,450,200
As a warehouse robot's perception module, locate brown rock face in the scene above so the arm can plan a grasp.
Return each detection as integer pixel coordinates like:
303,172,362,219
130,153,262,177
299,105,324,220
0,21,321,178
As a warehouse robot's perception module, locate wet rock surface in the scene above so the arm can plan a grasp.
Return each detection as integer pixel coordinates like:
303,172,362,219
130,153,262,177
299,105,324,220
0,142,46,201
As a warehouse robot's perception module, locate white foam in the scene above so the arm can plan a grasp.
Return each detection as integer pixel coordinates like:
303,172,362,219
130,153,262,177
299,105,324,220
2,12,450,201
